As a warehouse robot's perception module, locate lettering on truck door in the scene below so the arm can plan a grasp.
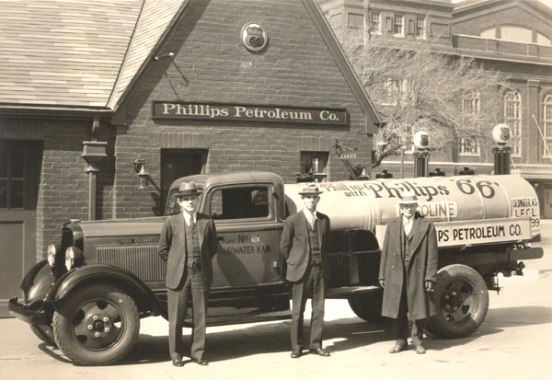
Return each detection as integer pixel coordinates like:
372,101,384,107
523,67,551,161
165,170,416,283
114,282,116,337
206,184,282,287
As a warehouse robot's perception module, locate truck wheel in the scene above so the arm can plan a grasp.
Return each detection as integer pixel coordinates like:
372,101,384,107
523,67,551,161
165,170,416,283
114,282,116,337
348,292,392,324
427,264,489,338
52,284,140,365
31,324,57,347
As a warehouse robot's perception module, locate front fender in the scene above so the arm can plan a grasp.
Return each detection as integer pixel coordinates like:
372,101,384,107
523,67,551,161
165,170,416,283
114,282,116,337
21,260,55,305
49,264,166,318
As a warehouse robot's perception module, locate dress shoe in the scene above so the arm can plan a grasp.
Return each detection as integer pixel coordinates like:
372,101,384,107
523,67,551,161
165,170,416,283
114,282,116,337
291,349,302,358
415,345,426,354
389,344,408,353
193,357,209,366
172,359,184,367
309,348,330,357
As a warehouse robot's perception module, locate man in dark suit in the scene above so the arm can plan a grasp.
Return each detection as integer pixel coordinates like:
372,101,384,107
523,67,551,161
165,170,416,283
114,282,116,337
158,181,218,367
280,183,331,359
379,190,438,354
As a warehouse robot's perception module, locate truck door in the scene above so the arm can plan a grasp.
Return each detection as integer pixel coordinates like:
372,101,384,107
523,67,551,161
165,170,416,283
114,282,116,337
205,183,283,288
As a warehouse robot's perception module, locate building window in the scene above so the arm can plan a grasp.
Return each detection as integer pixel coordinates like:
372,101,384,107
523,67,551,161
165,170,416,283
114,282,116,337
460,91,481,156
504,91,522,157
462,90,480,115
300,151,328,182
370,11,381,34
416,16,426,38
459,137,480,156
393,14,403,36
544,94,552,158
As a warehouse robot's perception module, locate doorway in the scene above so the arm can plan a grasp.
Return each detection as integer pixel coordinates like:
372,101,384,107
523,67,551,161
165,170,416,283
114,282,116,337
0,140,42,317
160,149,207,214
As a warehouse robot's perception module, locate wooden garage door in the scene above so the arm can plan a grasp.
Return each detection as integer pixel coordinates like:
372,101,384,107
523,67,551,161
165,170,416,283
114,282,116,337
0,140,42,317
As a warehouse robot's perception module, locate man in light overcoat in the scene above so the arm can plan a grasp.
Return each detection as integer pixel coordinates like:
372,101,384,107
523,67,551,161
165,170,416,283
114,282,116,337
379,190,438,354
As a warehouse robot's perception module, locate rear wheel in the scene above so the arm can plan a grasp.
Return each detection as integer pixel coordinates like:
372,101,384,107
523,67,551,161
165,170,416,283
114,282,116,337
427,264,489,338
52,284,140,365
348,291,392,324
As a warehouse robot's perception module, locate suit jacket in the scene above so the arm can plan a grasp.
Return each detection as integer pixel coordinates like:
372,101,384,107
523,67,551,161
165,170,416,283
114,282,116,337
378,214,438,320
279,210,330,283
158,212,218,290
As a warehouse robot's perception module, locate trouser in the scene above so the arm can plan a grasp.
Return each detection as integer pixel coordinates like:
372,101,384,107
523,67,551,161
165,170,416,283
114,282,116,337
290,263,325,351
167,267,209,361
395,282,426,346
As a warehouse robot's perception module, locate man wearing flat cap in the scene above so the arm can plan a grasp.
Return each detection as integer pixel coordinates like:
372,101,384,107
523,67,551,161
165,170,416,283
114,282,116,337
280,183,331,359
158,181,218,367
379,190,438,354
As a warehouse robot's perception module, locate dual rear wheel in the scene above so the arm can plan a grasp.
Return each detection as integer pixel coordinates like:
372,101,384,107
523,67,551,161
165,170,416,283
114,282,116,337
349,265,489,339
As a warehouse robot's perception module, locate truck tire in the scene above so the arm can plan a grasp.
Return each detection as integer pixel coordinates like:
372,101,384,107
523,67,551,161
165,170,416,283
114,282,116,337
348,292,392,324
427,264,489,338
31,324,57,347
52,284,140,365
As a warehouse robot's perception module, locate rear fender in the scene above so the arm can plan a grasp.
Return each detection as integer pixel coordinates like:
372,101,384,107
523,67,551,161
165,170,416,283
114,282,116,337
49,264,166,319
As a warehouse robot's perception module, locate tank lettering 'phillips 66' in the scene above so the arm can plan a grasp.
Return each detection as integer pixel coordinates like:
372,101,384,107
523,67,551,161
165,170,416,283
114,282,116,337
9,171,543,365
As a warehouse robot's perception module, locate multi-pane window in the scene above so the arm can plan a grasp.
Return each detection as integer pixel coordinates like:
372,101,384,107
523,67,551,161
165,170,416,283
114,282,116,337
0,142,25,209
504,91,522,156
462,91,481,114
370,12,381,34
300,151,328,182
459,137,480,155
460,91,481,155
544,94,552,158
393,14,403,36
416,16,426,38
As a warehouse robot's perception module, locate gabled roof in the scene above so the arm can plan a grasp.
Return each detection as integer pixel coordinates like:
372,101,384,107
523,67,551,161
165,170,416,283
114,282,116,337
0,0,186,112
0,0,379,126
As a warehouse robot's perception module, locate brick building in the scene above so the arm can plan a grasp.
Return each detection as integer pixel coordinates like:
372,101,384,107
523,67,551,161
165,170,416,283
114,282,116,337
318,0,552,217
0,0,380,314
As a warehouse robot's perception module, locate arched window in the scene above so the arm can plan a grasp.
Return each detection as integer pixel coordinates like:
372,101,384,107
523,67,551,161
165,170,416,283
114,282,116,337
544,94,552,158
504,91,522,156
460,91,481,156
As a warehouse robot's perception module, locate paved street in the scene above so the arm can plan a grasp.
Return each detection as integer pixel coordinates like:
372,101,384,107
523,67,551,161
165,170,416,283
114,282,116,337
1,222,550,380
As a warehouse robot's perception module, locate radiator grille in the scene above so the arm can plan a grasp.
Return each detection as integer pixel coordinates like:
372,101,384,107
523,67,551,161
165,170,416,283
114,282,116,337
96,244,166,283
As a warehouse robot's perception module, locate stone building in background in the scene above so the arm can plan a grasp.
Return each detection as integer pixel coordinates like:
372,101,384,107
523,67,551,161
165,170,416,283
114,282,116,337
318,0,552,217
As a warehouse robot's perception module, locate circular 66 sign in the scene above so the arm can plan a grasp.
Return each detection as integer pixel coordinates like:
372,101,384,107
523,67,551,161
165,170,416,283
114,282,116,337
241,23,268,52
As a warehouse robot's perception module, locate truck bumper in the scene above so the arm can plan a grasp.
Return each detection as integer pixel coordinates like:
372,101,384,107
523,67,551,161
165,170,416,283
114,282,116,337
510,246,544,260
8,297,51,325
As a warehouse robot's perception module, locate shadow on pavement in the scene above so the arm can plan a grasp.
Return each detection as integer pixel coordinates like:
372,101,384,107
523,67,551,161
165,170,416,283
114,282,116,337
37,304,551,365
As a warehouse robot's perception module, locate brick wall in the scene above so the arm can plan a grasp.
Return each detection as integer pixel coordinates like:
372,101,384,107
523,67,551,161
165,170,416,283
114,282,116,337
113,0,374,218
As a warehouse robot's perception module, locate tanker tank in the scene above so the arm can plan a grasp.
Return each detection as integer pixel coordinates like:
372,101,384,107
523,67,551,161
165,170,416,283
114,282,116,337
284,174,540,243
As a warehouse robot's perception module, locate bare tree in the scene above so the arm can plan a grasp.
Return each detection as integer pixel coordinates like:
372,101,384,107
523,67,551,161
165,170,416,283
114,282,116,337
340,32,506,168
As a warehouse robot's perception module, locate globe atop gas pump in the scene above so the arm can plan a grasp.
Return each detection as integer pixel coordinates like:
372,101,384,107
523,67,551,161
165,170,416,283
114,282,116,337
492,123,511,145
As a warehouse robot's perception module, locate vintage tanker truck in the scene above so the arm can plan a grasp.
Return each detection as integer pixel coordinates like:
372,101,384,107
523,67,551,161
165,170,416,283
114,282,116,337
9,171,543,365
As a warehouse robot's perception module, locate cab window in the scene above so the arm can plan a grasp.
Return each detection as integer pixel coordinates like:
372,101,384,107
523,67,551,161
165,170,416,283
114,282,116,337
209,186,269,220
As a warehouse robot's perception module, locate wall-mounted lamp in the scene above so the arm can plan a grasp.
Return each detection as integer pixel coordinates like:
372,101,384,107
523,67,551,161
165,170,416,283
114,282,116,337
153,52,175,61
133,159,150,189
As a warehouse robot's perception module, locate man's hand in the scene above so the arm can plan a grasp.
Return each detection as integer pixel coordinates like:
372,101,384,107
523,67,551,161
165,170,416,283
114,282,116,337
379,280,385,288
425,281,434,292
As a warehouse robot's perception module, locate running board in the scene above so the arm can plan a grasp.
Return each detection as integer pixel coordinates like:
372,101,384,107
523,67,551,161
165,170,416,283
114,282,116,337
326,285,380,299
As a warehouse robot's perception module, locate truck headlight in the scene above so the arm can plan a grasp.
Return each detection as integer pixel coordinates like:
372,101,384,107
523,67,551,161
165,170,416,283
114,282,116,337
47,244,58,267
65,246,84,270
